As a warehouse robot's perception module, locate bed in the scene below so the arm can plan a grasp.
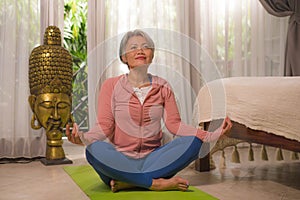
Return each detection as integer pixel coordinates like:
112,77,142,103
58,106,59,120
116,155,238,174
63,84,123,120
193,76,300,171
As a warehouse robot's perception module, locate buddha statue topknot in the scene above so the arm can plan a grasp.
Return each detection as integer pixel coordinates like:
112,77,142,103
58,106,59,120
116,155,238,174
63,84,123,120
28,26,73,165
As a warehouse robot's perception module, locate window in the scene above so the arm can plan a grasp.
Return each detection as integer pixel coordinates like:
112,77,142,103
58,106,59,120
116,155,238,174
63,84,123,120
64,0,88,130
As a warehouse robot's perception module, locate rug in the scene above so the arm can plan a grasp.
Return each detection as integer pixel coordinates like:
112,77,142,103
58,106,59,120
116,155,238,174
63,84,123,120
64,165,218,200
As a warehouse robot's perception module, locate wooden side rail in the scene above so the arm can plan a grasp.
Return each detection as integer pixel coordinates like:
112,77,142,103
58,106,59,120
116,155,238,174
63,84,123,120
195,120,300,172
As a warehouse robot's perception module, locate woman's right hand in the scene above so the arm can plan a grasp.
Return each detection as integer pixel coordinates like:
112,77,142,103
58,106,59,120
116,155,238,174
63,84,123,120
66,123,84,145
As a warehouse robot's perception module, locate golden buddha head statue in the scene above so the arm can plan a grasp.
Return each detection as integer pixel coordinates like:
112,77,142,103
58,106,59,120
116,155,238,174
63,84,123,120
28,26,73,131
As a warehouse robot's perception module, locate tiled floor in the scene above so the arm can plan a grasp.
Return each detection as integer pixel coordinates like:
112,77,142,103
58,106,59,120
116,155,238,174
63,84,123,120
1,140,299,200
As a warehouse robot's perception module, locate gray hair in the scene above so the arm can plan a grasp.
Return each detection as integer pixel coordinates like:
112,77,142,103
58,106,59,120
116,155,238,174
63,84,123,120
119,29,155,64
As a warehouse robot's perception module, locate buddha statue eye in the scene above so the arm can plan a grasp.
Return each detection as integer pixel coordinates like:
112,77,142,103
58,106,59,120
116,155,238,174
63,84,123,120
40,101,53,109
57,102,70,109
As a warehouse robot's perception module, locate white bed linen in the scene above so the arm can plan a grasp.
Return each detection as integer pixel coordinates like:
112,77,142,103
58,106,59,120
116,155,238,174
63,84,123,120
195,76,300,142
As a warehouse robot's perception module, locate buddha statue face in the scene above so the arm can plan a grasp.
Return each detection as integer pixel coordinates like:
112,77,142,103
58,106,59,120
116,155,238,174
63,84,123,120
29,93,71,131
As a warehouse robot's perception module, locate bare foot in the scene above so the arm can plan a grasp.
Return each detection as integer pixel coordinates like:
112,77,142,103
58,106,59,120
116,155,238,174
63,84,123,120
110,180,136,193
149,176,189,191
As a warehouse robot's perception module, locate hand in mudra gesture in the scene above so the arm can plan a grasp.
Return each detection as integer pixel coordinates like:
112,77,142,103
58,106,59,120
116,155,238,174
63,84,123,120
65,123,84,145
203,116,232,142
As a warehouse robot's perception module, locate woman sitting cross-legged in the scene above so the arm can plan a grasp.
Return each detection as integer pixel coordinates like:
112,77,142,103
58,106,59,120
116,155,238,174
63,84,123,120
66,29,232,193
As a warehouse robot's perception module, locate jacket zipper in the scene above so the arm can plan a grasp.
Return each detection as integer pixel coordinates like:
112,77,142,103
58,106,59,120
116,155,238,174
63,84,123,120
133,86,154,153
138,103,143,153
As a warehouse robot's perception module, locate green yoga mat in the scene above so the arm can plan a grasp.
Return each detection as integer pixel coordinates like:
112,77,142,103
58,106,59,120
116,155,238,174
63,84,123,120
64,165,218,200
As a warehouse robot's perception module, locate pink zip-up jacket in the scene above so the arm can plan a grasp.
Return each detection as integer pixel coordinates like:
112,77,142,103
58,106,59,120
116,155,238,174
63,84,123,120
80,74,207,158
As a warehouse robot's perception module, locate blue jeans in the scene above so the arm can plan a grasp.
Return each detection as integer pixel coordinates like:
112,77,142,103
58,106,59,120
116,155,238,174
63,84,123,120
86,136,202,189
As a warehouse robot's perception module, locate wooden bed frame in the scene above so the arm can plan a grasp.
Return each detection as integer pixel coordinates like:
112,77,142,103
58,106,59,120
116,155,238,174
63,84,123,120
195,120,300,172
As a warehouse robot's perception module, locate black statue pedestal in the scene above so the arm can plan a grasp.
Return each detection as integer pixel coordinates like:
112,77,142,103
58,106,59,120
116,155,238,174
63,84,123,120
40,157,73,166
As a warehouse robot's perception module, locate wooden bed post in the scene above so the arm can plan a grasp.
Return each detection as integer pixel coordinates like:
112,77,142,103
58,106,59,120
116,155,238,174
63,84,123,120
195,144,210,172
195,122,211,172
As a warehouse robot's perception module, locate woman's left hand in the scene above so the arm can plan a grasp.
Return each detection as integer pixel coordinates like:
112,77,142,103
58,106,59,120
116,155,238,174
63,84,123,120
203,116,232,142
220,116,232,135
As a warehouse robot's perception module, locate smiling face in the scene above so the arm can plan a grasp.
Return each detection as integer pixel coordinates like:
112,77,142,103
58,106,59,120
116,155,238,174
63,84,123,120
121,36,154,69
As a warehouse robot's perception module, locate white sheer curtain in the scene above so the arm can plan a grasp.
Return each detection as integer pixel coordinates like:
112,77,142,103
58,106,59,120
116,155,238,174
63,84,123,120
0,0,289,158
198,0,288,77
0,0,64,159
40,0,65,42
